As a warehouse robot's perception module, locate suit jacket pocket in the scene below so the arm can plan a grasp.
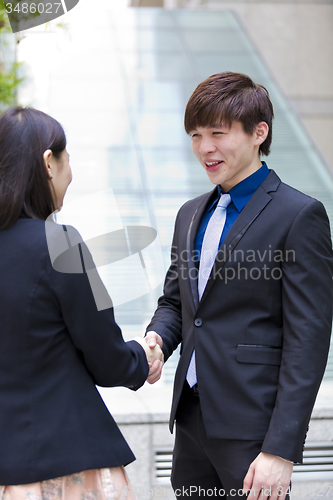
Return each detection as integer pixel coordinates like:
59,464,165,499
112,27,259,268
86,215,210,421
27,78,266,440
236,344,282,366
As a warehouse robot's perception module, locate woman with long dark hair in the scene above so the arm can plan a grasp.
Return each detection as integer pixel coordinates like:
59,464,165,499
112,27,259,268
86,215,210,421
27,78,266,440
0,106,163,500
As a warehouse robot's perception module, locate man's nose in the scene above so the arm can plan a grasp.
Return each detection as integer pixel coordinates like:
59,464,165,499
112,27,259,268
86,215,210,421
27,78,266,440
199,137,216,155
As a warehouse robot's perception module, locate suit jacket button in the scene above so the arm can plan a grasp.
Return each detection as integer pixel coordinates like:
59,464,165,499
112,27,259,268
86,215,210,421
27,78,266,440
194,318,202,327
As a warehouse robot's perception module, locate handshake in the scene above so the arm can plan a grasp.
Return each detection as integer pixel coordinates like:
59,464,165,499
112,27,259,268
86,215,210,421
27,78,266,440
133,332,164,384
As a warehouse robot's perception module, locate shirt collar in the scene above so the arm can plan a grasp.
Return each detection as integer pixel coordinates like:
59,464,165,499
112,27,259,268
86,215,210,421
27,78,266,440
208,162,270,213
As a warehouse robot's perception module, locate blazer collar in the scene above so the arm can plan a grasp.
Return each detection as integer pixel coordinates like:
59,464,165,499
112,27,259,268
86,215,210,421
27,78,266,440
259,168,281,194
187,170,281,309
185,188,217,310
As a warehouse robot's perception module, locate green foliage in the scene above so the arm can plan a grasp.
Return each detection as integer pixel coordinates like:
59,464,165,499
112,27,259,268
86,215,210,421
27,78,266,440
0,3,23,111
0,2,11,33
0,2,67,111
0,61,23,107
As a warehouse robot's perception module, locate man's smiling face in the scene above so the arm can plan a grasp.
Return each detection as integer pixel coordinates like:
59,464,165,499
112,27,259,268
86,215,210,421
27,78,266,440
190,121,267,192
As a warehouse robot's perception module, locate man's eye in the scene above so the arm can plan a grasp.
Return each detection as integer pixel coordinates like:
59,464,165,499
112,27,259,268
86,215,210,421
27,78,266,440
212,131,224,135
191,134,199,138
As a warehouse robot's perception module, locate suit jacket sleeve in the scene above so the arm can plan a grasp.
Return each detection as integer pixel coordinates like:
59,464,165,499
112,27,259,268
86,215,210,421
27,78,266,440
261,199,333,462
46,224,149,390
146,211,183,361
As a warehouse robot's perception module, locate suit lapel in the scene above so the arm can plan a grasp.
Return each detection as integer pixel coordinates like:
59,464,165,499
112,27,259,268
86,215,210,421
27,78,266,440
198,170,281,305
186,187,219,310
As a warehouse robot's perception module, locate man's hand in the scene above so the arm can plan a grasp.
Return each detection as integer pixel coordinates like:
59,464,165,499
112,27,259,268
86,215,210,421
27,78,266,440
145,331,164,384
133,336,164,365
145,331,163,349
243,452,293,500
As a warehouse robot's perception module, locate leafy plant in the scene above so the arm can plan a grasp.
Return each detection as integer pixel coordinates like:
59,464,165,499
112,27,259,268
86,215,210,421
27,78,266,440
0,3,23,111
0,2,67,112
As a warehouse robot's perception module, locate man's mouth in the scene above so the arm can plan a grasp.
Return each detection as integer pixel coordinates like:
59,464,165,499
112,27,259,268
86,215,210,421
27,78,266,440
205,161,223,171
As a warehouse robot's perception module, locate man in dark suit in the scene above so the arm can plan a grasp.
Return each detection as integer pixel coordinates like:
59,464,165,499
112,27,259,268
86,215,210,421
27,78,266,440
145,72,333,500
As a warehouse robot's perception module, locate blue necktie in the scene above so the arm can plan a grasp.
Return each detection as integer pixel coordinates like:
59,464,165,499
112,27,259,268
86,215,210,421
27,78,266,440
186,193,231,388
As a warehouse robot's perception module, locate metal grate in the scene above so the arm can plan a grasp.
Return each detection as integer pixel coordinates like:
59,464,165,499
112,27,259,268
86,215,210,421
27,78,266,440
154,442,333,484
154,448,173,484
293,442,333,482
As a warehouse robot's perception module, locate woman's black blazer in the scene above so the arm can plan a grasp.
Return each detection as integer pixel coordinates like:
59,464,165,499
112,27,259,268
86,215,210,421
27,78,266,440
0,217,149,485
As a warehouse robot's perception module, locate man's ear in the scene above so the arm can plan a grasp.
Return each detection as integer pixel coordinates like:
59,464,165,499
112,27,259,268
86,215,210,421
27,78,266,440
43,149,53,179
255,122,269,145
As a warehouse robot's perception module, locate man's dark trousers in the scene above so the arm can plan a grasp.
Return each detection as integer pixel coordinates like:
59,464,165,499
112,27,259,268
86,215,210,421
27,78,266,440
171,382,291,500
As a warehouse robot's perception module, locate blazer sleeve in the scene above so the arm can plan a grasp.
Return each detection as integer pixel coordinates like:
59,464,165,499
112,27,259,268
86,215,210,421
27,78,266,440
146,211,183,361
46,224,149,390
261,199,333,462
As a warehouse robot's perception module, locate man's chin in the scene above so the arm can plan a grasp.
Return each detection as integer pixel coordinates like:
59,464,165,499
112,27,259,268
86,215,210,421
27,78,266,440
205,171,224,186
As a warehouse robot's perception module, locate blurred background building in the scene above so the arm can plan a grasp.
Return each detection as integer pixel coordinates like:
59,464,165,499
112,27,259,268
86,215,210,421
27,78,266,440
1,0,333,497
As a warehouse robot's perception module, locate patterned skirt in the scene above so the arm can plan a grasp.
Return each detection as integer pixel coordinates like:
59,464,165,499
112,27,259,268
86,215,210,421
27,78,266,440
0,468,135,500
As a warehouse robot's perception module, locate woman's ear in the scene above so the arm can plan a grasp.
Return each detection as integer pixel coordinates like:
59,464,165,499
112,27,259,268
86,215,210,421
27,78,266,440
43,149,53,179
255,122,269,145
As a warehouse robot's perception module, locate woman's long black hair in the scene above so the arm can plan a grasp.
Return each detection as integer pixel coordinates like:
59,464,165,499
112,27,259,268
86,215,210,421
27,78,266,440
0,106,67,229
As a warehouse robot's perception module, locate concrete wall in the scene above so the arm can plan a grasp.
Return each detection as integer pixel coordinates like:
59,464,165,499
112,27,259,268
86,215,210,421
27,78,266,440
130,0,164,6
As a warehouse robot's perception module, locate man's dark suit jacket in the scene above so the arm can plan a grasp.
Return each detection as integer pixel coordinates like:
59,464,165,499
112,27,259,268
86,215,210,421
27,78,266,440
0,217,149,485
147,170,333,464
